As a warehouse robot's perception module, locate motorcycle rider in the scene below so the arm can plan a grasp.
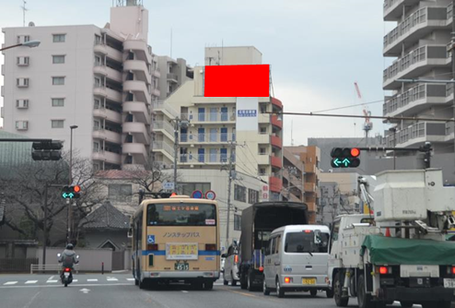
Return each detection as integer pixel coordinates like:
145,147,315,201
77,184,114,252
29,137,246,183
58,244,79,282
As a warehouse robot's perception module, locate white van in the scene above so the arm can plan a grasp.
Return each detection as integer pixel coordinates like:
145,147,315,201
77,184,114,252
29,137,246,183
263,225,332,298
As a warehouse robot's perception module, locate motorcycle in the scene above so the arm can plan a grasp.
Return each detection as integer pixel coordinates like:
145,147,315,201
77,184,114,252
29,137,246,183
57,253,79,287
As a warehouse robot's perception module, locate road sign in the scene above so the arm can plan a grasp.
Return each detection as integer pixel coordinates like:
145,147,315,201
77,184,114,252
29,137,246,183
191,190,203,199
163,182,175,190
205,190,216,200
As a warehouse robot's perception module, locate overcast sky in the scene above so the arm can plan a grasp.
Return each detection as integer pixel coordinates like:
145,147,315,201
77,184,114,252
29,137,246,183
0,0,394,146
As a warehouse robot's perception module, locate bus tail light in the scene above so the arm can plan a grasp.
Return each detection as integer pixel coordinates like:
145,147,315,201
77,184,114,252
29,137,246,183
147,244,158,251
205,244,217,251
234,255,239,264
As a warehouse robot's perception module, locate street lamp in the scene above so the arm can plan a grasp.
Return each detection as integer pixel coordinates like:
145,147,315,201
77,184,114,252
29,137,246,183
0,40,40,51
68,125,78,244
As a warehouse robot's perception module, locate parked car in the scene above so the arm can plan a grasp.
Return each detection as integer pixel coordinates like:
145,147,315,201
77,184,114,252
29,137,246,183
263,224,332,298
221,257,226,273
222,243,240,286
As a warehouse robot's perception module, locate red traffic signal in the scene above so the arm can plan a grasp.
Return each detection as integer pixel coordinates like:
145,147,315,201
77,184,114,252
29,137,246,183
351,148,360,157
73,185,81,193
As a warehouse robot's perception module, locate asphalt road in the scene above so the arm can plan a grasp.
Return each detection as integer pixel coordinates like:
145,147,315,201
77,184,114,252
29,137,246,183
0,273,419,308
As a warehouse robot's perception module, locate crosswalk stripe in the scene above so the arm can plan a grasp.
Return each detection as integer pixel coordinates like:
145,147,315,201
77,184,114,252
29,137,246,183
107,278,118,281
3,281,18,285
73,279,78,282
87,279,98,282
25,280,38,284
47,280,58,283
126,278,135,281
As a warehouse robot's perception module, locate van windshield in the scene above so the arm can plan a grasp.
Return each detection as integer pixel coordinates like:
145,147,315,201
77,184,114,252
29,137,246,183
284,232,329,253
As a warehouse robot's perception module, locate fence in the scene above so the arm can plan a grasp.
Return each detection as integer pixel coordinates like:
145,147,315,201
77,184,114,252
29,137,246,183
0,258,38,272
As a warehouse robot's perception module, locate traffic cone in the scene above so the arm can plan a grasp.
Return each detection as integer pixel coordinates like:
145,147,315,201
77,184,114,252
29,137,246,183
385,228,391,237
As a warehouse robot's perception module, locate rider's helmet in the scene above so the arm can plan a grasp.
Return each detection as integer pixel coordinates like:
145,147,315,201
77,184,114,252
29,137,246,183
66,244,74,250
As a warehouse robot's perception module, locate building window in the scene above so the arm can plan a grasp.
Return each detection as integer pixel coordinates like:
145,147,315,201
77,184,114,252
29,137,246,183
108,184,132,202
17,35,30,43
259,147,267,155
16,99,29,109
52,55,65,64
17,56,29,66
52,98,65,107
52,77,65,85
93,120,101,130
181,183,211,196
248,189,259,204
53,34,66,43
51,120,64,128
260,127,267,134
234,184,246,203
259,168,266,176
93,142,100,152
15,121,28,130
16,78,29,87
234,214,241,231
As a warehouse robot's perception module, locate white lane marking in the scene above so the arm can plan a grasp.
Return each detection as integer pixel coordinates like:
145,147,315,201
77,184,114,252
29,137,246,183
25,280,38,284
3,281,18,285
79,288,90,294
73,279,78,282
126,278,135,281
87,279,98,282
46,280,58,283
107,277,118,281
48,276,54,280
182,290,189,293
23,291,41,308
0,283,133,289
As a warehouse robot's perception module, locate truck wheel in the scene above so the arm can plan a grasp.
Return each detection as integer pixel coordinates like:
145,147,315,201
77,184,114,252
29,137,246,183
204,281,214,290
334,272,349,307
263,279,270,295
400,302,413,308
240,275,247,290
247,273,254,291
357,274,374,308
276,278,285,298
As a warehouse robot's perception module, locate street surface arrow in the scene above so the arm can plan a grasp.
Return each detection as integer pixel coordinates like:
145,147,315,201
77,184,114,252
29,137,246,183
79,288,90,294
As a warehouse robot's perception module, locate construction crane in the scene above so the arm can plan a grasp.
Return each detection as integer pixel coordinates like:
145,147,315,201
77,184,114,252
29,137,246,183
354,82,373,146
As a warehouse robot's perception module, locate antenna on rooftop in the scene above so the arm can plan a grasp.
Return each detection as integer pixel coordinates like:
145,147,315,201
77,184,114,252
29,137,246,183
20,0,28,27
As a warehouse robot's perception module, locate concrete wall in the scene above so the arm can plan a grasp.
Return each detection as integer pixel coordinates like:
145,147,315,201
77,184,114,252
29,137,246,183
204,46,262,65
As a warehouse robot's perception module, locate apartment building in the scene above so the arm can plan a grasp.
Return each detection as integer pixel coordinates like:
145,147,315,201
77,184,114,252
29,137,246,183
282,147,305,203
164,46,284,200
282,146,320,223
383,0,454,153
156,56,193,100
1,1,167,170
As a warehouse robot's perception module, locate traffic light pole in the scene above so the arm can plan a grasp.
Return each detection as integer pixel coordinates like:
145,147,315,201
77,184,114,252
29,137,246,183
354,145,432,168
42,183,49,272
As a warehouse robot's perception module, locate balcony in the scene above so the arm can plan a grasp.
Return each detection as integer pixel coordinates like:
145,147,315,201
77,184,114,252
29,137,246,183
123,101,151,125
123,122,150,145
271,156,282,169
383,45,448,90
124,60,151,85
124,80,151,105
94,64,108,76
271,115,282,129
123,143,148,165
271,135,282,149
305,163,316,174
258,113,270,124
271,97,283,110
383,84,446,118
92,151,122,165
180,132,235,143
384,122,446,147
92,129,122,144
257,154,270,165
269,176,283,193
383,0,420,21
123,40,152,65
93,108,122,124
106,66,122,83
178,153,230,165
94,86,122,103
152,120,174,139
445,122,454,141
167,73,179,83
152,141,175,160
181,112,236,123
383,7,449,57
152,69,161,78
304,182,316,193
152,100,179,119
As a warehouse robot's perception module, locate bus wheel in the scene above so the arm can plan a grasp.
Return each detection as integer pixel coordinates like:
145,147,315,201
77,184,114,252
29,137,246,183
138,278,145,290
205,281,214,290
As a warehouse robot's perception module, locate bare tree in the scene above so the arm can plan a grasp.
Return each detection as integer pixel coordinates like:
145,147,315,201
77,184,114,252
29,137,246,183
127,158,181,193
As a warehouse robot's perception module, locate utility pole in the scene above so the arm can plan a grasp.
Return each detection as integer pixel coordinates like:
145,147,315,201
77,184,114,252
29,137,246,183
68,125,78,244
226,140,236,247
42,183,49,271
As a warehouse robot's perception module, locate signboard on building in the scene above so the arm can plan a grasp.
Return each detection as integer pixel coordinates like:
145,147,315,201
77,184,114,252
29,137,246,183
236,97,258,131
261,184,269,202
163,182,175,190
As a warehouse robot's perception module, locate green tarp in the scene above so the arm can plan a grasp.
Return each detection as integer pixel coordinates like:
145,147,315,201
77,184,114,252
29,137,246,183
361,234,455,265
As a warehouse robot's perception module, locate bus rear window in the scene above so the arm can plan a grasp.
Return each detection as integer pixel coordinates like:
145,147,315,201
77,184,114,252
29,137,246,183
147,203,216,226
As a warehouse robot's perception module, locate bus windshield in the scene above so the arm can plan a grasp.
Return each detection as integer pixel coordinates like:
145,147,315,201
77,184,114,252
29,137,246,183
147,203,217,226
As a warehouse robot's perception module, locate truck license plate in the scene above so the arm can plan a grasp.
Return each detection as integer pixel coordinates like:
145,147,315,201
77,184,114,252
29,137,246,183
444,278,455,288
302,278,316,285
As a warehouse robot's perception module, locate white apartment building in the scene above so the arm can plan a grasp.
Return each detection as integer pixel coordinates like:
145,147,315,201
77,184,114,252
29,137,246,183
1,1,189,171
156,56,193,100
383,0,454,153
163,46,284,200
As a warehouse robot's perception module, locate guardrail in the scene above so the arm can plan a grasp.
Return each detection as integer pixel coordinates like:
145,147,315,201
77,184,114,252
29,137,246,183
30,263,79,274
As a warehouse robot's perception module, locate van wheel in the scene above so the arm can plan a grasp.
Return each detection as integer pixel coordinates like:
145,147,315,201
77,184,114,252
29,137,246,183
334,272,348,307
326,289,334,298
276,278,285,298
231,272,237,286
310,289,317,297
263,279,270,296
357,274,374,308
204,281,213,290
422,302,450,308
400,302,413,308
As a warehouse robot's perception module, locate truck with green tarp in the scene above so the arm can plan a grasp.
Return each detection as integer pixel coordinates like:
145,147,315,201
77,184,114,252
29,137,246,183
328,169,455,308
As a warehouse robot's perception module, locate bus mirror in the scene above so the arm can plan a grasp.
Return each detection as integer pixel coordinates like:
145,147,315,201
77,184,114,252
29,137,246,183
127,228,133,238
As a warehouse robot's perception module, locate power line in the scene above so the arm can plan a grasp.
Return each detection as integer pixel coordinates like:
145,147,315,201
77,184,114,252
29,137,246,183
311,99,384,113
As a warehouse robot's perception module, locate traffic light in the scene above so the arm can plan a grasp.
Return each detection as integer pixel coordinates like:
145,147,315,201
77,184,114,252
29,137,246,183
330,147,360,168
32,141,63,161
61,185,81,199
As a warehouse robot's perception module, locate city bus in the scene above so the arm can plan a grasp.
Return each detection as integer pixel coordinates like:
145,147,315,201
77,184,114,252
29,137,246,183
131,194,220,290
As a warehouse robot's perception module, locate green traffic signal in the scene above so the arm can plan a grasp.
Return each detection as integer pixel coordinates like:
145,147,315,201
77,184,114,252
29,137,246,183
61,186,81,199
